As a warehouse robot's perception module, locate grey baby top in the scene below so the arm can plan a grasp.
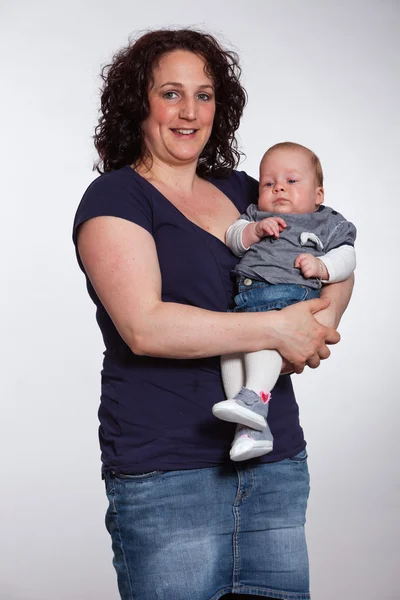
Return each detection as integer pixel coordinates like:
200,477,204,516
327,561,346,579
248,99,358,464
233,204,357,289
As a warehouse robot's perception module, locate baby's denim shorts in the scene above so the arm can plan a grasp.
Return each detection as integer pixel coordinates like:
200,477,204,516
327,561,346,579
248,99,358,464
104,450,311,600
231,278,320,313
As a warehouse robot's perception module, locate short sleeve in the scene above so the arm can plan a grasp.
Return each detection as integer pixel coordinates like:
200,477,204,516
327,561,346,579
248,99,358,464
235,171,259,213
325,219,357,252
240,171,259,205
240,203,259,222
72,168,154,247
206,170,259,214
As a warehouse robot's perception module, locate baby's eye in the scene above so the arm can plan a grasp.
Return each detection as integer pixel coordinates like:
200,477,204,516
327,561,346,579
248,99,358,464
264,182,274,187
288,179,297,184
163,91,179,100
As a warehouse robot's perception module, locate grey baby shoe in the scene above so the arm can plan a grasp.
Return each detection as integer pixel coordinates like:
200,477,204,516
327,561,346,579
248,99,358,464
212,387,271,430
230,423,274,461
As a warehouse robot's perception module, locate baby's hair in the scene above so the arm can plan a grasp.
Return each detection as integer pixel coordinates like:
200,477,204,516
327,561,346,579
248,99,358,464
265,142,324,187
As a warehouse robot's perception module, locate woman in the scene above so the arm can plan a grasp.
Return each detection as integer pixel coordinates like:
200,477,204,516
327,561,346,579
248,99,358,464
73,29,352,600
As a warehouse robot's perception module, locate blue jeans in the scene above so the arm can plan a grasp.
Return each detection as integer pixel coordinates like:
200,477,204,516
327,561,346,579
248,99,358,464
231,279,320,313
104,450,311,600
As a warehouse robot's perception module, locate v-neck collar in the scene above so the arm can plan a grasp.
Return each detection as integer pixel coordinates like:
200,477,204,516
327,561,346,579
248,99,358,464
123,166,240,248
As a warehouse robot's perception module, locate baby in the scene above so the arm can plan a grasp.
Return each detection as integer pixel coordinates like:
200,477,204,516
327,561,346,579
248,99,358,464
213,142,357,461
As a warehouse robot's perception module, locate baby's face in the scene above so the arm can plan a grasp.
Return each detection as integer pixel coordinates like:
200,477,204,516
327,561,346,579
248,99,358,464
258,148,324,214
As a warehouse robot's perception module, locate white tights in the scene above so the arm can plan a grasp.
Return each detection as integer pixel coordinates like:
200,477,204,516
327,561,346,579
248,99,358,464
221,349,282,399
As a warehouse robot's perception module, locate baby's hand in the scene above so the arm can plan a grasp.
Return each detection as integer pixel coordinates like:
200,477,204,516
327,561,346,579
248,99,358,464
294,254,329,280
254,217,286,239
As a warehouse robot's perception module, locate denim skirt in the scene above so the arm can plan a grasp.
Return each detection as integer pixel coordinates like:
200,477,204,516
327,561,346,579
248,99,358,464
103,449,311,600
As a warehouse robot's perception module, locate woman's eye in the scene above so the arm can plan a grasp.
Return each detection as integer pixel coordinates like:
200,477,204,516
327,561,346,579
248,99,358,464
197,93,212,101
163,91,179,100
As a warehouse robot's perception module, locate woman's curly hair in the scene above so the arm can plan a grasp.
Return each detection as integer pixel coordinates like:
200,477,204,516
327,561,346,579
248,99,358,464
94,29,247,177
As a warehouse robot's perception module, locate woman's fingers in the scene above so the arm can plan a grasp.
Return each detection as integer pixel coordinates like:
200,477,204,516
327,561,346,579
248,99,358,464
323,327,341,345
294,345,331,373
292,361,305,374
305,298,341,346
317,345,331,360
307,296,331,314
306,353,321,369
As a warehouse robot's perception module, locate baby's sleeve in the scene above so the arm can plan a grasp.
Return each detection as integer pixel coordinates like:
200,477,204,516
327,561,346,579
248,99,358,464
226,219,252,257
319,245,356,283
325,217,357,253
240,203,259,222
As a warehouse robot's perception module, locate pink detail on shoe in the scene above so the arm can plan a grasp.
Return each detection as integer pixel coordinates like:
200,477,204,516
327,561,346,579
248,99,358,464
260,391,271,404
240,434,253,440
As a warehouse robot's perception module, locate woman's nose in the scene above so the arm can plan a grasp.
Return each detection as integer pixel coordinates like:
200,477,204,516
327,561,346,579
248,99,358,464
179,98,197,120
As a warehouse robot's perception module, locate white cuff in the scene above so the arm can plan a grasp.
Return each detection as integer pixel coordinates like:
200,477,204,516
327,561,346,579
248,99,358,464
319,245,356,283
226,219,252,257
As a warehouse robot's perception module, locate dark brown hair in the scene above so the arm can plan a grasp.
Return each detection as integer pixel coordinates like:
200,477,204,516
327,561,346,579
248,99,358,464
94,29,247,177
264,142,324,187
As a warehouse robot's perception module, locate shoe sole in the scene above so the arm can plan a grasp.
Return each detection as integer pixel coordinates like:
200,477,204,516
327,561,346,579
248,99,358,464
230,440,273,462
212,400,266,430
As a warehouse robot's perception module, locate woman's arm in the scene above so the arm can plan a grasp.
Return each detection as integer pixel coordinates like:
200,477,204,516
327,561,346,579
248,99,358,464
77,216,340,372
316,274,355,328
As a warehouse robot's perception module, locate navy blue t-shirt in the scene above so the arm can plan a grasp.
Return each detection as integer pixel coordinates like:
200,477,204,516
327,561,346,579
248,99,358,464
73,166,305,473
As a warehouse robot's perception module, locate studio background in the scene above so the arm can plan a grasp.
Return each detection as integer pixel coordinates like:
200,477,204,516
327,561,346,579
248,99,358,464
2,1,398,599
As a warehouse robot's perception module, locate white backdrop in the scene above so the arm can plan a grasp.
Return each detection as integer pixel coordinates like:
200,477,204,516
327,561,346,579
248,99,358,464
2,1,399,599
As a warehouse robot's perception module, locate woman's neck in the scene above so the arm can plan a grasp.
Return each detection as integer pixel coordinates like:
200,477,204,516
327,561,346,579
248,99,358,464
135,155,199,196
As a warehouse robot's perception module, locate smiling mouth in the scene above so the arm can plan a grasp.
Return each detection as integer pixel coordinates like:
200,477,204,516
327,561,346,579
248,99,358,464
171,128,197,136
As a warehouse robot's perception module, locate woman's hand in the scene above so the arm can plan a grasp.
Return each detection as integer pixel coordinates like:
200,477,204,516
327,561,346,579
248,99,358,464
271,298,340,374
280,358,295,375
312,305,336,328
280,276,355,374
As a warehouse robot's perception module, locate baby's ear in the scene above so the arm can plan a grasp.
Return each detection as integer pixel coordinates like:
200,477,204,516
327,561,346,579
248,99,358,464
315,187,324,207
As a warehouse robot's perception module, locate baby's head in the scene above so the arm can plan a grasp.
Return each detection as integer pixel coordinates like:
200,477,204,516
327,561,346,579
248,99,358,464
258,142,324,214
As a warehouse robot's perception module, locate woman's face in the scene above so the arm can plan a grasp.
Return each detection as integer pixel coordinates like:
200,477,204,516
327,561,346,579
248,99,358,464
141,50,216,168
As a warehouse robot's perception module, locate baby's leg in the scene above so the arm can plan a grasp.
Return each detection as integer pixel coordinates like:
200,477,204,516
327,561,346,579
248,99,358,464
213,349,282,458
244,349,282,395
214,350,282,426
216,353,267,429
225,350,282,461
221,353,245,399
